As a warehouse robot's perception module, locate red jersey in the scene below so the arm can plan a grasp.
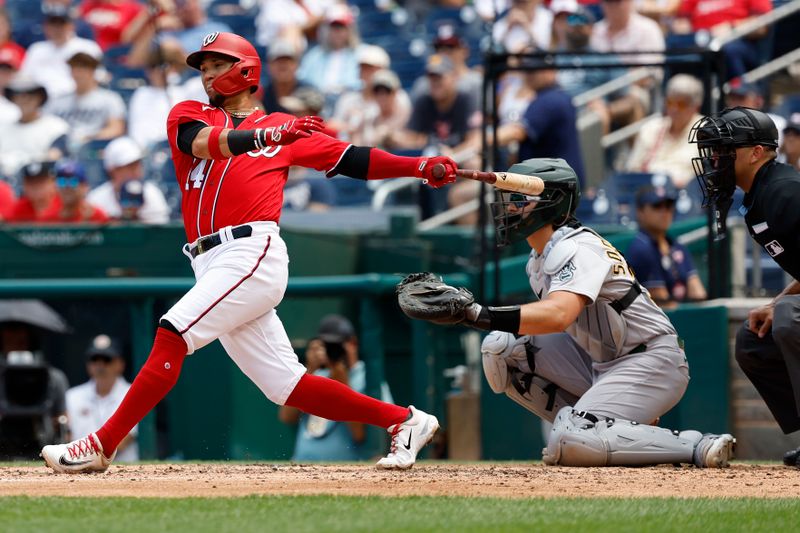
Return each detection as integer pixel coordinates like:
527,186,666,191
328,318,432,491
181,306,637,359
7,195,62,223
167,101,351,242
79,0,145,50
39,202,110,223
0,180,16,220
678,0,772,30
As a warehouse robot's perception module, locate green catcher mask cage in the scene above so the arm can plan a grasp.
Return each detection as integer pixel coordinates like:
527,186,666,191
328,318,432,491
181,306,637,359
491,158,581,247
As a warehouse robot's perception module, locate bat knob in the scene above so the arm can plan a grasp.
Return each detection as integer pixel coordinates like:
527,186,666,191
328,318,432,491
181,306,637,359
431,164,445,179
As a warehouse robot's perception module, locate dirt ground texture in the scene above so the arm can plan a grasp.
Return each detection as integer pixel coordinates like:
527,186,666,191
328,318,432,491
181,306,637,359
2,463,800,499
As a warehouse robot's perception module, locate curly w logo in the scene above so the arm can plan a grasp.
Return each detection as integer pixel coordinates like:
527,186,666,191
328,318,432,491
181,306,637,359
203,32,219,46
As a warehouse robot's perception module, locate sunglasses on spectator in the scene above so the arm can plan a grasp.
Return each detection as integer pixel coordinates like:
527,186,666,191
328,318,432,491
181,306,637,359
434,43,459,51
56,176,82,188
372,85,394,95
89,355,113,364
566,14,591,26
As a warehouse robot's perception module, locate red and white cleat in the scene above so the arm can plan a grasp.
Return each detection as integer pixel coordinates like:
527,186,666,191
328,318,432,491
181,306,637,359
41,433,115,474
376,406,439,470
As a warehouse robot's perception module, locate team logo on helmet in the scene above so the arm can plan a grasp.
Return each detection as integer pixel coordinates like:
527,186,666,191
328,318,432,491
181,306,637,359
203,32,220,47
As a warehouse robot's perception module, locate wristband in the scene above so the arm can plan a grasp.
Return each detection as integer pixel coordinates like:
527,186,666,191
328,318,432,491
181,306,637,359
465,303,521,333
207,127,226,160
227,129,261,155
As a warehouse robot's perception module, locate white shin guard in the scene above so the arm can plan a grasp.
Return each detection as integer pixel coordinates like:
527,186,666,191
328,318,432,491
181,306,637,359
542,406,703,467
504,371,581,423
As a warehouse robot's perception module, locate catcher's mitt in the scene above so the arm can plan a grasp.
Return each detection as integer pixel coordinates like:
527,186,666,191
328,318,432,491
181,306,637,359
396,272,475,325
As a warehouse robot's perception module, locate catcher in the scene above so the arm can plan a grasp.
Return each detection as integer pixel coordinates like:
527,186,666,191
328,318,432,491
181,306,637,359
397,158,735,467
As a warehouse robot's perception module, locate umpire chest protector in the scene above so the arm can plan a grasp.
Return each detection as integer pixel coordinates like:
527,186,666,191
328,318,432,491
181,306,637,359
741,160,800,280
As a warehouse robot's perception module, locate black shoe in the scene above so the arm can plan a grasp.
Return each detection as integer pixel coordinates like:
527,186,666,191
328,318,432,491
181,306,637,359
782,447,800,467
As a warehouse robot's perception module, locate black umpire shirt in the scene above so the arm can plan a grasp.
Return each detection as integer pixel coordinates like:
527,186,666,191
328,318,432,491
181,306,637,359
741,160,800,280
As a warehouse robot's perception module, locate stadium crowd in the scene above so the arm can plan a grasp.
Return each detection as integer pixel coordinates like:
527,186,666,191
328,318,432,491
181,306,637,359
0,0,795,226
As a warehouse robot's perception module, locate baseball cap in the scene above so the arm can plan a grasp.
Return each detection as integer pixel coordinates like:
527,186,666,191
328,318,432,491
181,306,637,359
55,160,87,187
325,4,354,26
433,22,464,48
727,80,760,97
103,136,144,171
425,54,455,75
267,39,299,61
550,0,580,15
85,334,123,360
66,43,103,68
783,113,800,135
0,47,23,71
357,44,390,69
42,2,73,21
636,184,678,207
317,314,355,343
21,161,56,180
119,179,145,209
371,69,400,91
279,86,325,115
4,74,48,103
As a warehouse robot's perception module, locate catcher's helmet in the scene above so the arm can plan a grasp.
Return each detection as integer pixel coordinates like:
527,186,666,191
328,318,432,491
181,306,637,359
186,32,261,96
492,158,580,246
688,107,777,238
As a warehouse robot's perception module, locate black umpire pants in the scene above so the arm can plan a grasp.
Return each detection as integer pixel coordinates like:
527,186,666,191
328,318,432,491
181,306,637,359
735,295,800,434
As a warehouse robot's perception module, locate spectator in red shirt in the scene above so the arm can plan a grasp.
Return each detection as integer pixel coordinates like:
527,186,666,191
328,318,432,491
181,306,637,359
0,179,16,221
79,0,146,50
7,161,61,223
0,8,25,66
675,0,772,80
40,160,109,223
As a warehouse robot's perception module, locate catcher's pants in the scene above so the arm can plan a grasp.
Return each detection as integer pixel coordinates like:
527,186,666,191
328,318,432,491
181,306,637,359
531,332,689,424
162,221,306,405
736,295,800,434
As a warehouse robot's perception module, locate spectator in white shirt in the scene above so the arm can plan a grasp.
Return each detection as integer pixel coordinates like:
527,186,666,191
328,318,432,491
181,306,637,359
66,334,138,463
491,0,554,52
328,44,411,143
0,26,23,125
87,136,171,224
19,4,104,100
255,0,334,50
128,42,206,149
0,76,69,179
46,46,127,151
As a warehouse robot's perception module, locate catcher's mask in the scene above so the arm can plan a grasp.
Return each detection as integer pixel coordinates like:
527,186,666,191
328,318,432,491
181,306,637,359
689,106,778,239
491,158,580,246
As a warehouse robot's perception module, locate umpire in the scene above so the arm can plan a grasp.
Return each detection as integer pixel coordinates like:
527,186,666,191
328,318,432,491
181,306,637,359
690,106,800,466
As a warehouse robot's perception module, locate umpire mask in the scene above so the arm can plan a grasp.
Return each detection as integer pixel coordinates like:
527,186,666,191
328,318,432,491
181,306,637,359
491,158,580,247
689,107,778,240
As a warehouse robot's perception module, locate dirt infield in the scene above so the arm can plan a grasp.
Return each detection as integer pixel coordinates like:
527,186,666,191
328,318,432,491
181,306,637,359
1,463,799,498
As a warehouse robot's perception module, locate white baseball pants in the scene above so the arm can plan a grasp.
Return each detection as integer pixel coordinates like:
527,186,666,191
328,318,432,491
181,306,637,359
162,221,306,405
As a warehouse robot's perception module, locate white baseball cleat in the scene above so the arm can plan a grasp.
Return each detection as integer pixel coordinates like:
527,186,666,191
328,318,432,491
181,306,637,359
693,433,736,468
41,433,115,474
376,406,439,470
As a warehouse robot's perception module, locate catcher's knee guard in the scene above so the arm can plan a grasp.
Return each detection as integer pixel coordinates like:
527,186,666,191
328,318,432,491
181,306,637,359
504,370,579,423
542,406,702,467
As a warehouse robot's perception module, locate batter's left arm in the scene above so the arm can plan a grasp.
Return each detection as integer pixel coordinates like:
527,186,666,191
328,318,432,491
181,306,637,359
333,146,459,188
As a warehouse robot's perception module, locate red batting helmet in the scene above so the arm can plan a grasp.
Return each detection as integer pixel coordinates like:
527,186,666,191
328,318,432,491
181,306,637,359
186,32,261,96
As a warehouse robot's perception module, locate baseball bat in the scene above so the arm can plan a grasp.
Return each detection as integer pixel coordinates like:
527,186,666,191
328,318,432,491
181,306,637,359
454,169,545,196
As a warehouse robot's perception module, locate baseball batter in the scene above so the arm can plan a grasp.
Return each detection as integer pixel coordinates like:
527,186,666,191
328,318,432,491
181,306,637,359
398,158,735,467
42,32,456,473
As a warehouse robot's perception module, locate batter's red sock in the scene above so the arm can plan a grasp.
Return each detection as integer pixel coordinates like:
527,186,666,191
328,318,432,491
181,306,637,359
285,373,409,428
95,327,187,456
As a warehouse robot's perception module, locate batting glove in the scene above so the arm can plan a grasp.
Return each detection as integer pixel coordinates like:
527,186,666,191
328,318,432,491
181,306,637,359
416,156,457,188
258,116,325,147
